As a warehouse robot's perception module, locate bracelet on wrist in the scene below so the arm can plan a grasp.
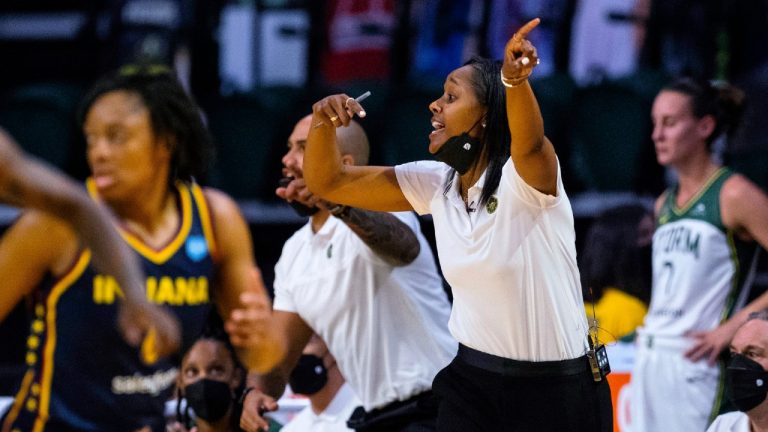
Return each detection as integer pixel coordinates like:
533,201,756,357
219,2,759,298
500,72,527,88
239,386,257,404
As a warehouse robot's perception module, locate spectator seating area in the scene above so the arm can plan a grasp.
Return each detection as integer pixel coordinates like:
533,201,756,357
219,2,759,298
0,70,683,204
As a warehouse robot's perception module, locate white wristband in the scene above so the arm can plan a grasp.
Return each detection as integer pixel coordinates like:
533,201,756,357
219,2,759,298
500,72,527,88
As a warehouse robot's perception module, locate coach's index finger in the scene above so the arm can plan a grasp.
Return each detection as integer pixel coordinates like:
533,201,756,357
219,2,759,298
514,17,541,41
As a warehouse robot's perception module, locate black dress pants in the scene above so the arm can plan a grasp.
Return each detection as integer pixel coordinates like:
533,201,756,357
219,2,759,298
432,345,613,432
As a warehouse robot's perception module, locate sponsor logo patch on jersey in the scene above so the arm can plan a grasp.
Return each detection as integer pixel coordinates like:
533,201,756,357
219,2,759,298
691,203,706,216
185,235,209,262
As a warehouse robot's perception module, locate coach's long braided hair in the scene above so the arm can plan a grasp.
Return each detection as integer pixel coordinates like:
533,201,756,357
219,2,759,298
442,57,511,208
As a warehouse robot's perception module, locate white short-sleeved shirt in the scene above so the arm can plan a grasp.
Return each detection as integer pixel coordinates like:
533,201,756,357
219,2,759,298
280,383,360,432
706,412,751,432
273,212,455,410
395,159,588,361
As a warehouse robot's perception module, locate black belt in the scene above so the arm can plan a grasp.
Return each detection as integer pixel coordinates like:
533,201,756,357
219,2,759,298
457,344,589,377
347,391,436,431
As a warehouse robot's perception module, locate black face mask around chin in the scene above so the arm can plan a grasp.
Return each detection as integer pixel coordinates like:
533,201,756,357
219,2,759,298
279,177,319,217
433,132,482,175
183,378,234,423
289,354,328,396
726,353,768,412
433,116,485,175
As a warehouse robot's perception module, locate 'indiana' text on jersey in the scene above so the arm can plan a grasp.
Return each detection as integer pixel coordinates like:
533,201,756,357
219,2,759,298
1,180,218,432
92,274,209,306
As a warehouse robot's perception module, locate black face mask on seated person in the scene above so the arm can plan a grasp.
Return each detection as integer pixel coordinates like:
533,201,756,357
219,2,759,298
726,354,768,412
184,378,234,422
279,177,319,217
289,354,328,396
433,117,485,175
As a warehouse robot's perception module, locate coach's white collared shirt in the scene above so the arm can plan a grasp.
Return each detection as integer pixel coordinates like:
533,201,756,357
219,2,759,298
706,412,751,432
395,159,588,361
273,212,455,410
281,383,360,432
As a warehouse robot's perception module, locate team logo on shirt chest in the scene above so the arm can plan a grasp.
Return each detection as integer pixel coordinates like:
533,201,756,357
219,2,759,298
486,196,498,214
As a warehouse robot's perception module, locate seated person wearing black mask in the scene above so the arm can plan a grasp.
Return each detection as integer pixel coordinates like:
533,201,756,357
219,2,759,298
168,323,281,432
707,310,768,432
283,334,360,431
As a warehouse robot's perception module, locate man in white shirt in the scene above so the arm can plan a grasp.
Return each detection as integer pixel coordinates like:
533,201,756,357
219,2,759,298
282,335,360,432
707,311,768,432
239,115,455,432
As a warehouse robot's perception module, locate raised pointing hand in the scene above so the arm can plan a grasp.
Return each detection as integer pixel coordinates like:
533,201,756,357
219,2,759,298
502,18,541,83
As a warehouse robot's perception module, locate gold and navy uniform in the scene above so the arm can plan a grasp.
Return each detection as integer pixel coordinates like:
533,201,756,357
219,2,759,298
2,180,218,432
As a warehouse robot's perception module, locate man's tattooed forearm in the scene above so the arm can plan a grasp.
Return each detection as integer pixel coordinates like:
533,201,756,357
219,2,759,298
342,208,420,266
